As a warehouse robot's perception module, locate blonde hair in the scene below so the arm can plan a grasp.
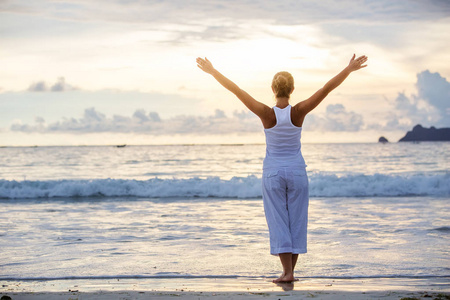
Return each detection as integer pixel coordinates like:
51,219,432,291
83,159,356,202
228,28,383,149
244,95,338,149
272,71,294,98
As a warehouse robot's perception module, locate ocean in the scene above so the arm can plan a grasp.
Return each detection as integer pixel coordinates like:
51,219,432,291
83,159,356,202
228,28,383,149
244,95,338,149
0,143,449,281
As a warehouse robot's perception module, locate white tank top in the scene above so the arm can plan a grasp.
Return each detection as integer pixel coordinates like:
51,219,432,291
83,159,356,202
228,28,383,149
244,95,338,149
263,105,306,170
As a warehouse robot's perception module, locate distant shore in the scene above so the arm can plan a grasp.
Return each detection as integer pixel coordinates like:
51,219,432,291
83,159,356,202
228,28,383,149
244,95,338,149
398,124,450,142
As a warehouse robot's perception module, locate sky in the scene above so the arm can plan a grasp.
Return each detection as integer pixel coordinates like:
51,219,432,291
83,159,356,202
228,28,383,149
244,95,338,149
1,0,450,145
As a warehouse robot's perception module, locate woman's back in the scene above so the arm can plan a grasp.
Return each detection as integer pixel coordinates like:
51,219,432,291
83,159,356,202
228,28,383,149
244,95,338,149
263,105,306,170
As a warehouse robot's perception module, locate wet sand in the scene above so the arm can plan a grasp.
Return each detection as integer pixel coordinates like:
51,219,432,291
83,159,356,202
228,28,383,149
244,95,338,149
1,276,449,299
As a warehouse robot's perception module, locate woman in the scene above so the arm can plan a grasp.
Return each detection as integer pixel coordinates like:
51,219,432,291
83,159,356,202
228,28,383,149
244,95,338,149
196,54,368,283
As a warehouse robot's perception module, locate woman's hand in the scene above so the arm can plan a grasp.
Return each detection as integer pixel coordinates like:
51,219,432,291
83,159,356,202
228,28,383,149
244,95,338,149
196,57,215,74
347,54,368,72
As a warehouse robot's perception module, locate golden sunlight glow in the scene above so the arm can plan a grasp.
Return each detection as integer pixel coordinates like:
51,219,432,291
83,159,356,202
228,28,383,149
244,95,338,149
212,25,330,75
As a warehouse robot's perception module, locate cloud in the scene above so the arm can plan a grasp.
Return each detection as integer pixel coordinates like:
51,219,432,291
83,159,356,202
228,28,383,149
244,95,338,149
3,0,449,47
11,104,367,134
304,104,364,132
416,70,450,122
132,109,161,123
5,1,449,24
27,81,47,92
10,107,261,135
28,77,77,92
370,70,450,130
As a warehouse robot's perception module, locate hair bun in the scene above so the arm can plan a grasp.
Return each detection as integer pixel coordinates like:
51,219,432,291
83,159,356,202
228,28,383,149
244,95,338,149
274,75,288,89
272,71,294,98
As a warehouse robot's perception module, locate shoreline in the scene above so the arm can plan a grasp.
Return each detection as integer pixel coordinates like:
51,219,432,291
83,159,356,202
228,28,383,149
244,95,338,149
1,277,449,299
2,291,450,300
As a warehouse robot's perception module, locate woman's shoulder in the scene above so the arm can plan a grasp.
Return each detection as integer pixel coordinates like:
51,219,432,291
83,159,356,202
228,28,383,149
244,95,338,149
261,107,277,129
290,103,306,127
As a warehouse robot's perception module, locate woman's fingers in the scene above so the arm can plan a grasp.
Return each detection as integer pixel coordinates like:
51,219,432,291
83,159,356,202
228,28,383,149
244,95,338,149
347,54,368,71
352,55,368,69
196,57,210,68
196,58,207,70
196,57,214,74
356,55,368,64
196,57,204,65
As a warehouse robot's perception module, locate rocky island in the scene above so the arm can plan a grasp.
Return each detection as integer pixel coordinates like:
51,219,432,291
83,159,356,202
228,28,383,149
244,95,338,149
398,124,450,142
378,136,389,143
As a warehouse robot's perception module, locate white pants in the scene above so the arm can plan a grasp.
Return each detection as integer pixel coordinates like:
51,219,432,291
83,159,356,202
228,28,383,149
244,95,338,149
262,168,309,255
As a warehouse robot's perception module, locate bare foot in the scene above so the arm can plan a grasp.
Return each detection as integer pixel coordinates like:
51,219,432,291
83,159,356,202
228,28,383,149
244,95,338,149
272,273,295,283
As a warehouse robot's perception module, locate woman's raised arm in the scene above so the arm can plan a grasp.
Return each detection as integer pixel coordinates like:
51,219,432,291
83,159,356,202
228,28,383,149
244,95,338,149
293,54,368,117
196,57,272,121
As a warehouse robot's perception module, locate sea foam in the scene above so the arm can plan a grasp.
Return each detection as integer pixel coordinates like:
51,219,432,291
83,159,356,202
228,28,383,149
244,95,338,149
1,173,448,199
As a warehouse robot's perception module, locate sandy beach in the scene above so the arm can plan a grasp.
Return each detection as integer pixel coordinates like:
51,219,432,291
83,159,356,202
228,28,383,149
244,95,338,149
2,290,450,300
2,277,449,299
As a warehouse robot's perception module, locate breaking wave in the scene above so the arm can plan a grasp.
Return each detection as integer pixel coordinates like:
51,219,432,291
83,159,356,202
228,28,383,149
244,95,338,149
0,173,449,199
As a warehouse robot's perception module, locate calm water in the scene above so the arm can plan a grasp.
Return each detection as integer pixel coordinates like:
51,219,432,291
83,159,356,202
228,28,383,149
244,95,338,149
0,143,449,280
